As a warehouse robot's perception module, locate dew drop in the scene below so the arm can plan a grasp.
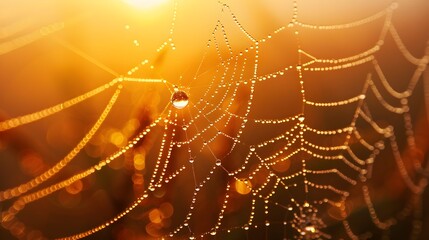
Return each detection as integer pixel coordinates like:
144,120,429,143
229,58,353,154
215,159,222,166
304,224,316,234
171,90,189,109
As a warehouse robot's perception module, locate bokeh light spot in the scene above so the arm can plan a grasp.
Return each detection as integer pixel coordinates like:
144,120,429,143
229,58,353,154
133,153,146,170
65,179,83,195
110,131,125,146
235,178,252,195
272,160,291,173
149,209,163,223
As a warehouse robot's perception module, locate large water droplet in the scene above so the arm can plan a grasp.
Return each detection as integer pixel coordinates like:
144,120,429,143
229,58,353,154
171,90,189,109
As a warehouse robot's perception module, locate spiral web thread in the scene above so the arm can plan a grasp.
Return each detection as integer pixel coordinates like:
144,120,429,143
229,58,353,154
1,0,429,239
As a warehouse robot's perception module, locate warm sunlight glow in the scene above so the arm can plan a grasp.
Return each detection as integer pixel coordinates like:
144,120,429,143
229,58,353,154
124,0,168,9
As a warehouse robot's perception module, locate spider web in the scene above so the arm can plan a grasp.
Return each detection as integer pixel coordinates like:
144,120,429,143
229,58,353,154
1,0,429,239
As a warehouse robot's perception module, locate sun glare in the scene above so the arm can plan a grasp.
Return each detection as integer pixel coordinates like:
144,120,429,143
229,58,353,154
124,0,168,9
